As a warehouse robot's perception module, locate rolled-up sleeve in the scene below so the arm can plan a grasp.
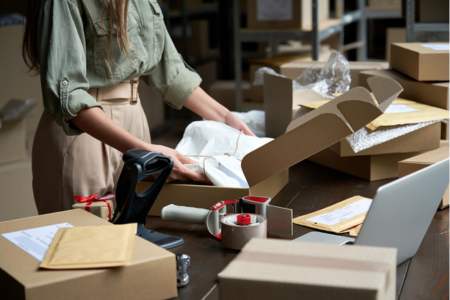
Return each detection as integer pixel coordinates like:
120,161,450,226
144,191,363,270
145,24,202,109
40,0,100,135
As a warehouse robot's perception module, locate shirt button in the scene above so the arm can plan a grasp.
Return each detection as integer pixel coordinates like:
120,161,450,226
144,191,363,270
62,80,68,86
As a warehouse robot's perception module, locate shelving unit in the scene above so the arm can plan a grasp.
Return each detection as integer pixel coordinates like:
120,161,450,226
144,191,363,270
232,0,367,109
405,0,449,41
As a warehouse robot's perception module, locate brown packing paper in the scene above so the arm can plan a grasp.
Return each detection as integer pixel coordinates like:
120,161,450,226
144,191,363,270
218,239,397,300
144,76,402,216
40,224,137,269
293,196,372,234
398,141,450,209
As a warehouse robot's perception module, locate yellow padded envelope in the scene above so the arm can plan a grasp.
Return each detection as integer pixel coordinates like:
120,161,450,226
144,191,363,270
300,98,449,130
40,223,136,269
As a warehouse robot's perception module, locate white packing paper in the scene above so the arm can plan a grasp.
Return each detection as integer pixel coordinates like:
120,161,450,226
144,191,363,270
2,223,74,261
176,121,272,188
232,110,266,137
257,0,293,21
385,104,418,114
308,198,372,226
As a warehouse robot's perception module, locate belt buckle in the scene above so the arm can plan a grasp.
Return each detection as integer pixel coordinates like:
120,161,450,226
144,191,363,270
130,79,139,104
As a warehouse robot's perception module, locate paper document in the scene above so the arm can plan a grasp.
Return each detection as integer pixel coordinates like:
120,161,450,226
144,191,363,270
308,198,372,226
2,223,73,261
385,104,417,114
257,0,293,21
422,43,449,51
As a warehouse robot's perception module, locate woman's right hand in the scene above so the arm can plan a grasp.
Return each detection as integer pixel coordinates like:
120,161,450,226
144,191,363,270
149,144,208,183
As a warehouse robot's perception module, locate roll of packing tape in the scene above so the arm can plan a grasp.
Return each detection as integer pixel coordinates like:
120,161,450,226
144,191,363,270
220,213,267,250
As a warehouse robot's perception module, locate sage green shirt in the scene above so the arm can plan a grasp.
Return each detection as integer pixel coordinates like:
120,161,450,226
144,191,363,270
38,0,202,134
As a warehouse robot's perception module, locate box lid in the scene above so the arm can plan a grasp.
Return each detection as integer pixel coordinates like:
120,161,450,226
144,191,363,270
218,238,396,291
392,43,450,54
242,76,403,186
0,209,174,288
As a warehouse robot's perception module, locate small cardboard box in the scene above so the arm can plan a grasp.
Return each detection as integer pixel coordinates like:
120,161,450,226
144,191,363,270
359,70,449,109
247,0,329,30
331,122,441,157
280,61,390,87
386,28,405,61
390,43,449,81
398,141,449,209
218,239,397,300
0,119,28,165
0,209,177,300
0,160,37,222
310,149,423,181
143,76,403,215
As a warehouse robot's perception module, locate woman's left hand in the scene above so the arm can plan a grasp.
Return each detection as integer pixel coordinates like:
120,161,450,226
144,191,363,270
224,111,256,136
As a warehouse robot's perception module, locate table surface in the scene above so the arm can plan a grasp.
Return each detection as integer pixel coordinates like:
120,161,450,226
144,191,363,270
146,161,449,300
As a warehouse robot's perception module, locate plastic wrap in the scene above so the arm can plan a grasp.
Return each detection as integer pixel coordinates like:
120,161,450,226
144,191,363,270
232,110,266,137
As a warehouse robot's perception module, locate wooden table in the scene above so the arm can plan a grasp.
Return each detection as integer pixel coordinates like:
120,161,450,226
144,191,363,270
147,161,449,300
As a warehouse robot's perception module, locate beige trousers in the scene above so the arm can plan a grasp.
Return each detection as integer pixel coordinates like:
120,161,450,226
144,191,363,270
32,96,151,214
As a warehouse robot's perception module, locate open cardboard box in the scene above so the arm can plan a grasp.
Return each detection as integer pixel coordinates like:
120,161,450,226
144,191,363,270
142,76,403,216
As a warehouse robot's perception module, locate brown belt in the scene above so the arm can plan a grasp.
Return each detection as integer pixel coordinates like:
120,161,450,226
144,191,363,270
88,78,139,104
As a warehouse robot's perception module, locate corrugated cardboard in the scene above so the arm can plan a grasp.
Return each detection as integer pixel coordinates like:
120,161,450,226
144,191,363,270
359,70,449,109
280,61,390,87
398,141,449,209
0,160,36,222
144,76,402,215
310,148,423,181
390,43,449,81
0,25,44,155
218,239,397,300
247,0,329,30
332,122,441,157
0,209,177,300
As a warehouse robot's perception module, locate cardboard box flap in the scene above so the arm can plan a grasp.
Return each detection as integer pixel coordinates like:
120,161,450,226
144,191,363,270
366,75,403,112
242,76,402,186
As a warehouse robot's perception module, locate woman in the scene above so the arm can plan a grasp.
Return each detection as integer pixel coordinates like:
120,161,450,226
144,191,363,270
23,0,254,214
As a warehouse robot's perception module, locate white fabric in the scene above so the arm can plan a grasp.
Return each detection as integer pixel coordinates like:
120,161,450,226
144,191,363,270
176,121,272,188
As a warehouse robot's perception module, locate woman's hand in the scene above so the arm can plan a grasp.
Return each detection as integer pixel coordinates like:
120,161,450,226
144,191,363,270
184,87,256,136
149,144,208,183
224,111,256,136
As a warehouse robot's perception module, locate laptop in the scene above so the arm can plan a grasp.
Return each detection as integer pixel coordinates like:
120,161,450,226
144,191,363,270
296,159,449,264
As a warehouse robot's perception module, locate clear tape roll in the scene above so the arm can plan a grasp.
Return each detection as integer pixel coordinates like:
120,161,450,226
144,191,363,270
220,214,267,250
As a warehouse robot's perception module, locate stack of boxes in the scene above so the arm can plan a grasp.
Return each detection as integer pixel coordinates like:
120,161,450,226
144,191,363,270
263,43,449,183
0,25,40,221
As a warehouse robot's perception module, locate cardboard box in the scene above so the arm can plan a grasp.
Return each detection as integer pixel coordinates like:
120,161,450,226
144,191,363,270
398,141,449,209
416,0,449,23
0,160,37,222
386,28,405,61
218,239,397,300
390,43,449,81
331,122,441,157
0,25,44,155
0,119,28,165
368,0,401,10
310,149,422,181
143,76,403,215
247,0,329,30
0,209,177,300
359,70,449,109
280,61,390,87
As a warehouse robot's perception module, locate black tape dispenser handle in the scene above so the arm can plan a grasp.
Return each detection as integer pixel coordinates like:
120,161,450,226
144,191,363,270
112,149,184,249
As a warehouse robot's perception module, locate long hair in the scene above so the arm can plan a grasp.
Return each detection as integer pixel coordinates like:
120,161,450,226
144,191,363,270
23,0,129,71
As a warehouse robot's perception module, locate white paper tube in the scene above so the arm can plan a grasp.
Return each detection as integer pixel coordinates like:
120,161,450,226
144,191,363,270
161,204,209,224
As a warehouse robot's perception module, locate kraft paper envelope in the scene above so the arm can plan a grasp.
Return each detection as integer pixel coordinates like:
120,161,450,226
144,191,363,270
300,98,449,131
40,223,137,269
293,196,372,234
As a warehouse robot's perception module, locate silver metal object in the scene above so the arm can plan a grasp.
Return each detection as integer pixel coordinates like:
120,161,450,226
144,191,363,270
176,253,191,287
